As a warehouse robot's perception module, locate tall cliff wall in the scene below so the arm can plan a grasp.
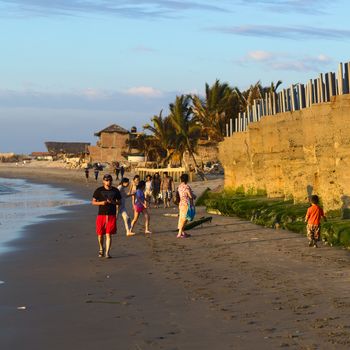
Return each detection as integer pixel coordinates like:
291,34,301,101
219,94,350,211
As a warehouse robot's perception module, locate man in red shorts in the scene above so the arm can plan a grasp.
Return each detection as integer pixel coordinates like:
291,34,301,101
92,174,121,258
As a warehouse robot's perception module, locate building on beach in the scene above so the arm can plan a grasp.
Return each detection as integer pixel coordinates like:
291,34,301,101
45,142,90,157
30,152,53,161
88,124,144,163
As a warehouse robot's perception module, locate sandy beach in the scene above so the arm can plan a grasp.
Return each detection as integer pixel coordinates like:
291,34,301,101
1,165,350,349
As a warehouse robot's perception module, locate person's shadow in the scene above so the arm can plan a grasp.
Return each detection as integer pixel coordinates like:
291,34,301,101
306,185,313,202
341,195,350,219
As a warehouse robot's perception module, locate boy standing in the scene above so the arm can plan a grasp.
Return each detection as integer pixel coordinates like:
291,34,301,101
92,174,121,258
161,172,175,208
305,195,327,248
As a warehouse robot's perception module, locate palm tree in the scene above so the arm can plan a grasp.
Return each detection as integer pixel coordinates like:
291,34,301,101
192,80,238,141
169,95,201,168
143,110,175,165
130,133,156,164
269,80,283,94
235,80,283,109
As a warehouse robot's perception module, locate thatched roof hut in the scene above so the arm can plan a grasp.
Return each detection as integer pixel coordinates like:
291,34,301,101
45,142,90,155
94,124,129,137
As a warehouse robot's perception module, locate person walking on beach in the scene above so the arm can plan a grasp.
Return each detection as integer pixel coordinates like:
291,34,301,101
161,172,175,208
177,173,196,238
92,174,121,258
152,172,161,208
145,174,153,206
94,166,99,181
120,165,125,178
84,167,89,182
129,175,140,205
130,180,152,235
305,195,327,248
117,177,135,237
114,161,120,180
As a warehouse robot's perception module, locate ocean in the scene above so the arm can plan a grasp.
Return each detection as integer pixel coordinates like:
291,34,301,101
0,177,85,257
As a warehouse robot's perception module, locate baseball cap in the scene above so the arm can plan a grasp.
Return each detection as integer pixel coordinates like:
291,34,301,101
103,174,113,181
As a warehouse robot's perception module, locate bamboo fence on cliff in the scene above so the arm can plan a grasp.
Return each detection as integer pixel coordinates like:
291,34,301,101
226,61,350,135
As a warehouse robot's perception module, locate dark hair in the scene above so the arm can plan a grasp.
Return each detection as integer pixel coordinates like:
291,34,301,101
163,171,168,176
133,175,140,180
310,195,319,204
146,174,152,180
154,172,159,177
120,177,129,185
180,173,189,183
137,180,146,190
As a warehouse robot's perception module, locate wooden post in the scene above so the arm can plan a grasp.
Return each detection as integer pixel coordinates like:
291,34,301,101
226,123,229,137
344,62,350,94
290,85,296,111
235,118,238,133
271,92,276,114
329,73,336,97
229,118,233,136
264,93,269,115
325,73,330,102
298,84,305,109
281,89,285,112
321,74,325,102
313,79,320,103
269,93,272,115
252,100,257,122
278,91,282,113
338,62,344,95
317,77,322,103
285,89,290,111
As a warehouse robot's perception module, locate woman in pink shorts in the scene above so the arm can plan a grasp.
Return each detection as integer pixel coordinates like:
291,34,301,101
130,180,152,234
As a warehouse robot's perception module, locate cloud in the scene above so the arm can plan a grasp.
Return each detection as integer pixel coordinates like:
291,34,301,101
247,50,273,61
209,25,350,41
0,87,175,112
241,50,333,72
81,88,109,100
124,86,163,97
238,0,336,14
0,0,227,19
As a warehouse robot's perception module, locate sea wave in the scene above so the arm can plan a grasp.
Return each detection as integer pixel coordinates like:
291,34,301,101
0,177,86,256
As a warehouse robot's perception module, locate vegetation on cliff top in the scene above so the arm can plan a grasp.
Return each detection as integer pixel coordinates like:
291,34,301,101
196,188,350,248
134,80,282,166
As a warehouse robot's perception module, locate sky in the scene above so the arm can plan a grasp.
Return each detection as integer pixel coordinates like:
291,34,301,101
1,0,350,153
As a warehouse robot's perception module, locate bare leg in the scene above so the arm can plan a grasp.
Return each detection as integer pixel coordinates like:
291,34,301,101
144,210,151,233
130,212,140,232
177,217,187,238
97,235,104,256
105,234,112,258
121,210,130,233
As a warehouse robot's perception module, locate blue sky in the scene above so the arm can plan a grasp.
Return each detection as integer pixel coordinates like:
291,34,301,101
1,0,349,153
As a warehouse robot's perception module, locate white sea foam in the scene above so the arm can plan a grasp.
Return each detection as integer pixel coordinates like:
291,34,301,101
0,178,85,255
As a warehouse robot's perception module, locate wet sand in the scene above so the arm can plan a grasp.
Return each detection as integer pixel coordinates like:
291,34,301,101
1,166,350,349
